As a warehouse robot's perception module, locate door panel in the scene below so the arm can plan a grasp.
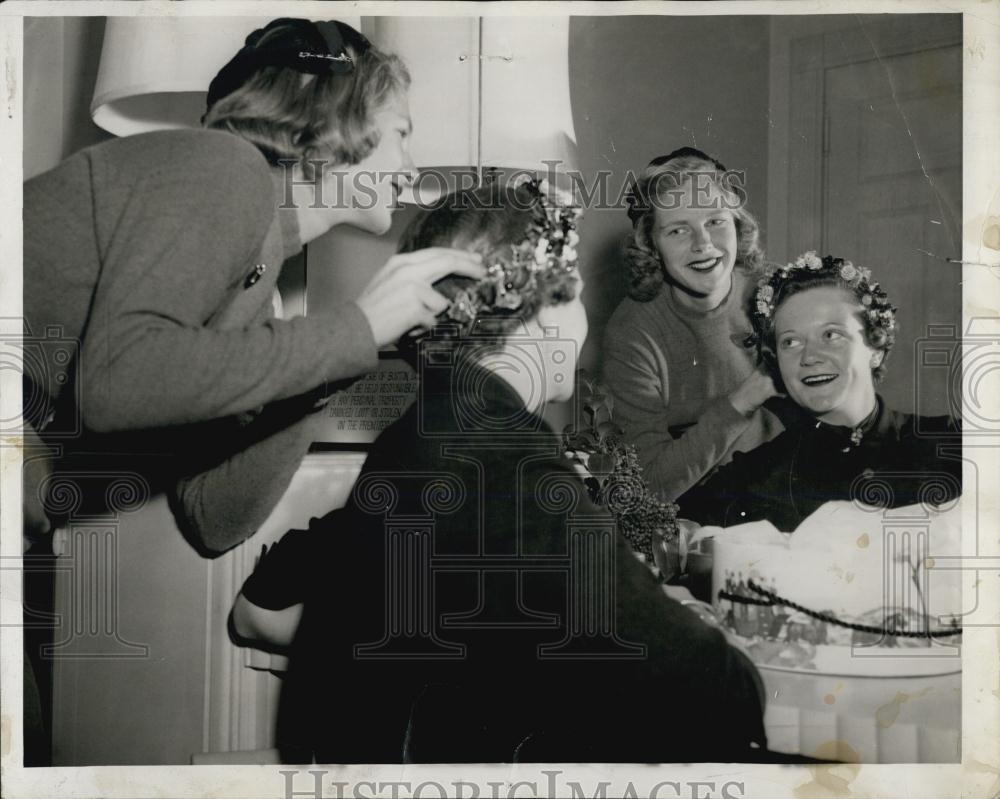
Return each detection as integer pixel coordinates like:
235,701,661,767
824,43,961,415
778,16,962,417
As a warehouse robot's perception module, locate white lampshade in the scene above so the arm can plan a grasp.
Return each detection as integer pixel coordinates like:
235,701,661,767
91,16,359,135
91,15,577,200
369,16,577,174
480,18,577,172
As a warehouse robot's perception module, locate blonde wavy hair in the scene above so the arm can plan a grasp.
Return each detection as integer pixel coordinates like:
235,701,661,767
203,25,409,179
624,151,764,302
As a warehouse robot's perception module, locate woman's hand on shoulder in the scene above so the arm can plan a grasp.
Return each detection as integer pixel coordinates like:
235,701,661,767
356,248,485,348
728,367,781,417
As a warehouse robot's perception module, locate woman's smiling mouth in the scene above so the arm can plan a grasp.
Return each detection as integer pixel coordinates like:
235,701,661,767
801,373,838,386
687,256,722,272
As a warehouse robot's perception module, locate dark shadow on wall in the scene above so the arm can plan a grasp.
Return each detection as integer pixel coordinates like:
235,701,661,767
22,15,114,768
63,17,114,157
24,16,113,179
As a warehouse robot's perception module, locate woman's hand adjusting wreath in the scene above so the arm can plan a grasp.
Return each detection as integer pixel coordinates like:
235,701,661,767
356,248,485,347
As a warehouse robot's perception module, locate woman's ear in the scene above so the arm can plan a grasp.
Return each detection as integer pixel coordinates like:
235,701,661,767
870,350,885,369
531,306,556,334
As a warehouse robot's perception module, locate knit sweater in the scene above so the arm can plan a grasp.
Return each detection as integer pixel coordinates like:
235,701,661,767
602,269,783,501
24,129,379,551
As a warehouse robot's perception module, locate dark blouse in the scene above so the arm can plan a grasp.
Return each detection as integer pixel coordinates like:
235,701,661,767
677,397,962,532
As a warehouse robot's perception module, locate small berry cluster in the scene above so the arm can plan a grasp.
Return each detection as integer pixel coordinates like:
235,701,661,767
601,445,678,562
564,373,678,564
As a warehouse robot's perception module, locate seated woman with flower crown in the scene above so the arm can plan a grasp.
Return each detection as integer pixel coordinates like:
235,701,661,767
677,252,962,532
231,179,768,764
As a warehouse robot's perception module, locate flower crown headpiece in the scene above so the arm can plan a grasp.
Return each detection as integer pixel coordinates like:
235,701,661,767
444,178,583,337
753,251,896,332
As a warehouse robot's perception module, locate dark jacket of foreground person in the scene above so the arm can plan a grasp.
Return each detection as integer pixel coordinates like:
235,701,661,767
244,363,767,763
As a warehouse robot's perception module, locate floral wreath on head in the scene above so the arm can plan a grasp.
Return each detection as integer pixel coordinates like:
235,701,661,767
752,251,897,337
443,177,583,338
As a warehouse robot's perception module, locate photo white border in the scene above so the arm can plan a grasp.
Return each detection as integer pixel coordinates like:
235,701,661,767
1,2,997,797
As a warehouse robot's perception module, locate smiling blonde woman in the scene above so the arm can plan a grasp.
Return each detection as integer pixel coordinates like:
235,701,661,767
602,147,783,502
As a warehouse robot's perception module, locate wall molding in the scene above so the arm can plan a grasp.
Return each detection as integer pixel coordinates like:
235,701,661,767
202,451,367,755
